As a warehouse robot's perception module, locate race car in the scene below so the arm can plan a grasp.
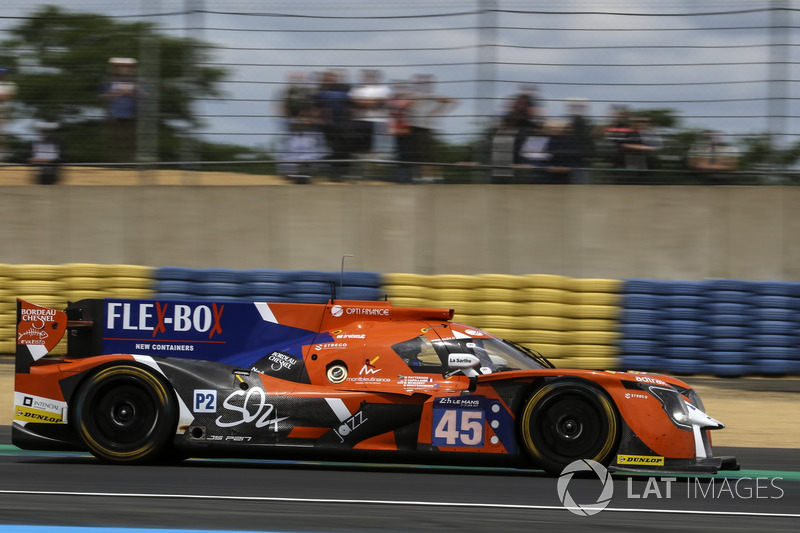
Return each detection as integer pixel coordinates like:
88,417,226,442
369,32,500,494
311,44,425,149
13,296,738,475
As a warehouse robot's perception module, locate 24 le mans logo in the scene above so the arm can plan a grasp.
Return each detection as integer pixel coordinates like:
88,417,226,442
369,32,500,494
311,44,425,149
106,301,224,339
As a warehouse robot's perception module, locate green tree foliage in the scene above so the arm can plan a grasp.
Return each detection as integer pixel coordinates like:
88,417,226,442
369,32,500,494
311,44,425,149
2,5,226,161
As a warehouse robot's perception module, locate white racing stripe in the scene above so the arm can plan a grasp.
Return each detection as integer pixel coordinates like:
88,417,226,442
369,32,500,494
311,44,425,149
0,490,797,518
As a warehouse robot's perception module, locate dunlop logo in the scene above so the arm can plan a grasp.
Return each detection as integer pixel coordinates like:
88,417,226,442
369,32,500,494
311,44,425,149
617,454,665,466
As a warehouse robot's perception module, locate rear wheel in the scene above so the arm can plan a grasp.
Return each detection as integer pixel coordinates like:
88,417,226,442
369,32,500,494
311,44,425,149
520,380,620,475
73,364,177,464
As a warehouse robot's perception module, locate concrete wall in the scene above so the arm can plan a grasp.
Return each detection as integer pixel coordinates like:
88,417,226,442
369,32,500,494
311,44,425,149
2,185,798,280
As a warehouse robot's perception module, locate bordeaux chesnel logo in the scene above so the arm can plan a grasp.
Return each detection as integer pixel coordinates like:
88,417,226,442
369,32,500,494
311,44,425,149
557,459,614,516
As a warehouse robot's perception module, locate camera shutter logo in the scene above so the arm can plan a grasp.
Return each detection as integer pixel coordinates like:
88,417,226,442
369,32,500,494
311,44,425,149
557,459,614,516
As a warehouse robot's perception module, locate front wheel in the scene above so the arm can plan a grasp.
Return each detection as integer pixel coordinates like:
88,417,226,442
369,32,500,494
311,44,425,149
73,364,177,464
519,380,620,475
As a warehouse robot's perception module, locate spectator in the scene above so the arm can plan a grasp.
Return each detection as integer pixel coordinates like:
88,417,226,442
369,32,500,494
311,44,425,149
545,120,582,184
29,122,61,185
487,114,519,183
407,74,456,181
348,69,391,158
506,84,546,129
387,80,416,182
99,57,144,163
281,71,316,133
602,106,657,174
562,98,595,183
688,130,739,183
0,66,16,161
516,119,551,183
315,69,354,179
278,71,326,183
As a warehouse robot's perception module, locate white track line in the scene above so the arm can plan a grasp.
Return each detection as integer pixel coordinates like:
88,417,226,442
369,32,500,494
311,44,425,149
0,490,797,518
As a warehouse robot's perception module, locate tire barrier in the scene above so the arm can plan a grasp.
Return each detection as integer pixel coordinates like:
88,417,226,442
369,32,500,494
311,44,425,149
0,263,155,355
3,264,799,377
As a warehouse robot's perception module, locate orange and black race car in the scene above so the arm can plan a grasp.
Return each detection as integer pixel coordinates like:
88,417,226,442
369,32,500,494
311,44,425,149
13,297,738,475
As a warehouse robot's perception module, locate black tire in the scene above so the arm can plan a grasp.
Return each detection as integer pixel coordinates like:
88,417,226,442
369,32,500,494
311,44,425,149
73,364,177,464
519,380,620,475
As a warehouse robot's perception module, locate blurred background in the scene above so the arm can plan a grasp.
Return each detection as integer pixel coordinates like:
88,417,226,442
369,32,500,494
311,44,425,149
0,3,799,392
0,0,798,184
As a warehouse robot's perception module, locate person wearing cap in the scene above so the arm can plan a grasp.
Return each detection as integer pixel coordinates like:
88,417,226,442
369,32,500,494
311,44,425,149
0,66,17,161
100,58,142,163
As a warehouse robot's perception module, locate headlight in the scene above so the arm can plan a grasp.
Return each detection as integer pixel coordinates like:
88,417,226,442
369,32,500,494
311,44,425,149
683,388,705,412
648,386,692,430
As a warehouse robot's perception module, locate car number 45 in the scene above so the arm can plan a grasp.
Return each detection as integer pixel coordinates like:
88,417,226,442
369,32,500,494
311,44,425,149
432,409,484,446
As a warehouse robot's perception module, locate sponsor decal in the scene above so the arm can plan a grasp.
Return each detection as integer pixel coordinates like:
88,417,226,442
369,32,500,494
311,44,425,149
624,392,649,400
106,301,224,340
617,454,665,466
634,375,667,386
17,301,65,351
336,333,366,339
435,396,482,408
13,393,67,424
398,375,435,389
359,356,381,376
330,305,388,317
314,342,348,351
334,411,368,442
193,389,218,413
206,435,253,442
15,405,63,424
464,329,486,337
267,351,298,372
135,343,194,352
215,387,288,431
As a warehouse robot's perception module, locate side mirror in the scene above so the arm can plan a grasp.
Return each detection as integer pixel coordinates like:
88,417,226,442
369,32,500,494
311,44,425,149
448,353,480,369
447,353,480,377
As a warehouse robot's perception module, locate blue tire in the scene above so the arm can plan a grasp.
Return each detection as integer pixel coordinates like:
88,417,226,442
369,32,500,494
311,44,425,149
197,282,244,297
290,293,331,304
669,281,709,296
620,355,664,372
709,337,751,351
665,358,708,375
751,334,796,348
623,293,661,309
664,334,706,347
755,359,795,375
708,351,750,365
751,345,798,360
620,308,662,324
618,339,660,355
154,279,196,294
708,313,749,326
662,345,706,360
661,320,707,336
753,320,796,336
708,363,754,377
339,286,383,301
753,295,798,309
243,269,287,283
663,307,703,321
200,268,244,284
668,295,706,308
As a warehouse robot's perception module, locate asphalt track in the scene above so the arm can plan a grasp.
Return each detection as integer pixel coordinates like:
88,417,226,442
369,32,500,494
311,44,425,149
0,427,798,533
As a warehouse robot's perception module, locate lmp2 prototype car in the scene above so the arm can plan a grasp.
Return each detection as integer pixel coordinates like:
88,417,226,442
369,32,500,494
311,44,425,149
13,297,738,475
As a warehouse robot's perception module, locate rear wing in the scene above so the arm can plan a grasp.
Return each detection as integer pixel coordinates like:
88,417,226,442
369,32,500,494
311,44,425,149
16,297,455,370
